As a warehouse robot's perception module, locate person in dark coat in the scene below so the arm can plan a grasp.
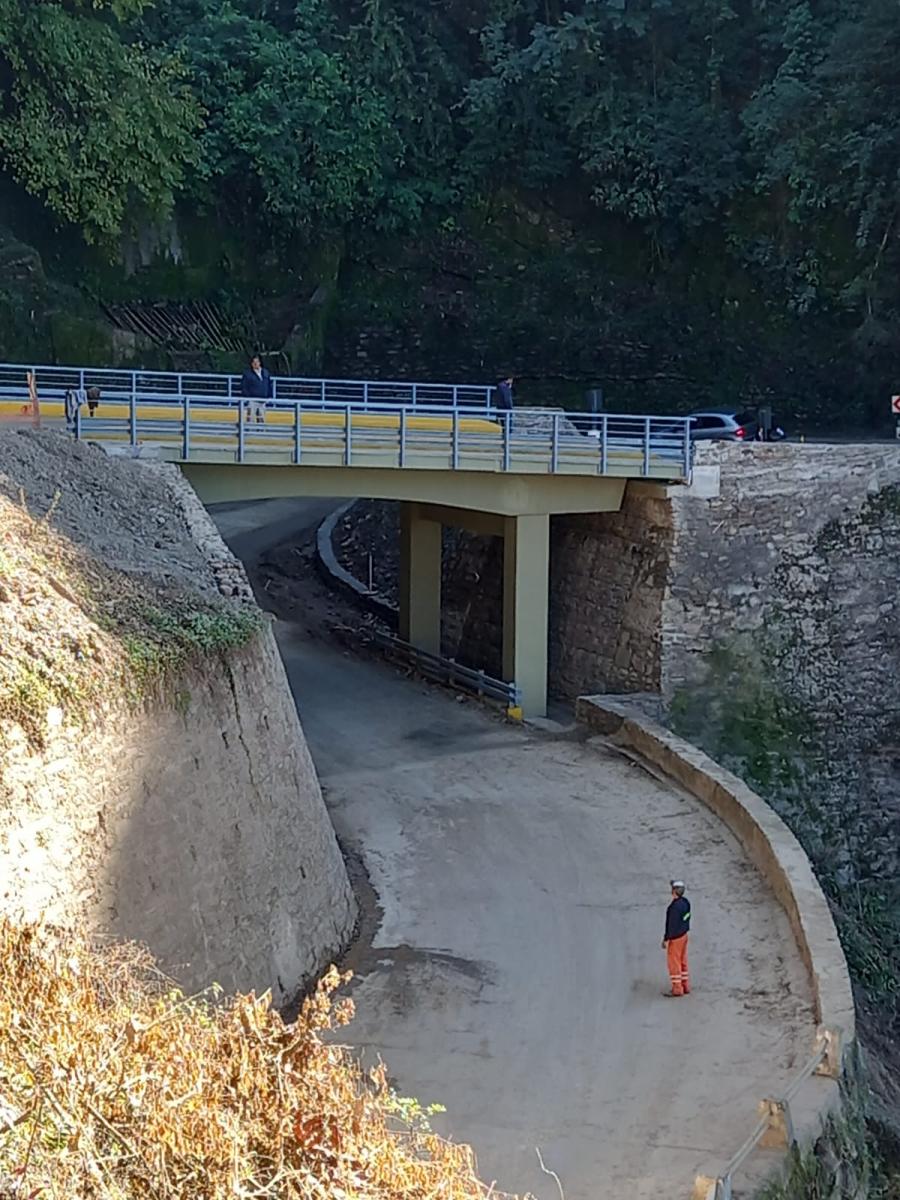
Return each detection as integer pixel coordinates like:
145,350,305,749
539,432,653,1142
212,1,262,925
496,375,515,412
240,354,273,422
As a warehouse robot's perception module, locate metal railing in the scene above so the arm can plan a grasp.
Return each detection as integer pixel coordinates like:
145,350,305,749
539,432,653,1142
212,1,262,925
0,362,694,479
696,1028,842,1200
372,631,521,713
63,395,690,479
0,361,496,412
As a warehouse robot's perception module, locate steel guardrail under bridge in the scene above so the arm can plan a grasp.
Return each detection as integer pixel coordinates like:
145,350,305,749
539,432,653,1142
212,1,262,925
372,630,523,719
694,1027,843,1200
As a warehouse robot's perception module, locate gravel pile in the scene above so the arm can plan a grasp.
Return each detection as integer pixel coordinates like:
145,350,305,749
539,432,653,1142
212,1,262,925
0,429,237,602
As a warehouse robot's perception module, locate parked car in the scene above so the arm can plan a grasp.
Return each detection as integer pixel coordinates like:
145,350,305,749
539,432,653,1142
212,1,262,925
685,408,785,442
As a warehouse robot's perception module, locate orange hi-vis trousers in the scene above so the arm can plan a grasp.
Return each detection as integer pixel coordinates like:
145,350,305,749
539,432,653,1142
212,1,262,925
667,935,690,996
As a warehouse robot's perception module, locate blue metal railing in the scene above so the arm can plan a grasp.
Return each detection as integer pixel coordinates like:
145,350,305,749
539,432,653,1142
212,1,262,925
0,361,496,412
0,362,694,480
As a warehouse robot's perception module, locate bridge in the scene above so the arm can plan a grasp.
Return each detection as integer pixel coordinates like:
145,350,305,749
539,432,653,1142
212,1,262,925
0,362,693,717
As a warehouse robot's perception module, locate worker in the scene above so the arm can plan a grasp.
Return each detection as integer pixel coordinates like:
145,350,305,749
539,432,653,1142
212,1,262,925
662,879,691,997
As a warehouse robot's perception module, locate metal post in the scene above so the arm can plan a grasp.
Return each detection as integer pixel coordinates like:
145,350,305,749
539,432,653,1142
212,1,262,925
320,379,326,409
683,418,692,477
272,377,278,402
228,376,233,400
183,394,191,459
363,381,369,411
412,383,418,411
345,405,352,465
294,401,302,465
399,408,407,467
79,368,85,390
452,409,460,469
453,385,459,408
600,414,608,474
551,412,559,472
129,387,137,448
643,417,651,477
237,397,245,463
503,410,511,471
176,373,183,401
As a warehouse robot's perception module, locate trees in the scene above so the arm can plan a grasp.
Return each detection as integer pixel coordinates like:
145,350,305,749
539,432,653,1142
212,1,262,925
0,0,200,242
2,0,900,385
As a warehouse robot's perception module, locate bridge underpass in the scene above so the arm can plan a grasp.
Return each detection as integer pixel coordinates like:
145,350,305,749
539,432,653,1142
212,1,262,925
213,494,817,1200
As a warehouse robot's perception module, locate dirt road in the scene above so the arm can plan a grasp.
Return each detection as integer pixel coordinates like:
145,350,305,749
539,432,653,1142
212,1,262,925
213,499,814,1200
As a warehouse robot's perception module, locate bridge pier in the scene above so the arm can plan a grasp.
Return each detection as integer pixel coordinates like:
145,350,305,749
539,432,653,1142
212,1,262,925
502,513,549,719
399,504,442,655
398,502,550,719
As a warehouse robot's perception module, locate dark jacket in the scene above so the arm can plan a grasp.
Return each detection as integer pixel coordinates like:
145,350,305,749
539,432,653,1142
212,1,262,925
496,380,514,410
240,366,272,400
664,896,691,942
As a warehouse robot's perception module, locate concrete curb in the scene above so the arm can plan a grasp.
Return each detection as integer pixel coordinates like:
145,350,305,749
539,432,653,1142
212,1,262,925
577,695,856,1190
577,696,854,1040
315,501,398,626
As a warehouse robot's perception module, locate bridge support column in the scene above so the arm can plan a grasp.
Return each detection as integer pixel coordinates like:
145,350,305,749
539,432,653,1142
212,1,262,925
502,513,549,718
399,502,442,655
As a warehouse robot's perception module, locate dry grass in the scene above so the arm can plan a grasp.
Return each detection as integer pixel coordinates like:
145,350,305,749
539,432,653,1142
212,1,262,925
0,919,501,1200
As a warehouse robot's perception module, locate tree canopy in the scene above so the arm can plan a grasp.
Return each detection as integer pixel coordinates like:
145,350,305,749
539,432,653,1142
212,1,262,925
2,0,900,339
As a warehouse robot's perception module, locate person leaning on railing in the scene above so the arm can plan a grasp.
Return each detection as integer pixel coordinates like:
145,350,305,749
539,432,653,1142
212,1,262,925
240,353,272,423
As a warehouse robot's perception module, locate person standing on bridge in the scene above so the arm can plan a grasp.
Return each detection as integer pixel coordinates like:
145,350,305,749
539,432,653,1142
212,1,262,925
662,880,691,997
240,353,272,423
496,374,515,412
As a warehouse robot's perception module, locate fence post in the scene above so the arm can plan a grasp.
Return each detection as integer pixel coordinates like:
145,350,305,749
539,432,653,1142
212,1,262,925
237,397,245,463
683,417,692,479
399,408,407,467
294,401,302,465
600,414,608,475
363,381,369,411
643,416,651,477
551,412,560,472
503,410,511,471
183,394,191,459
412,383,418,411
345,405,352,465
129,386,137,448
320,379,326,409
452,409,460,469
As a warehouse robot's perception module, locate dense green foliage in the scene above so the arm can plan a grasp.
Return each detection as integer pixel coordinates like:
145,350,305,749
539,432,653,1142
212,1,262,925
2,0,900,418
0,0,200,241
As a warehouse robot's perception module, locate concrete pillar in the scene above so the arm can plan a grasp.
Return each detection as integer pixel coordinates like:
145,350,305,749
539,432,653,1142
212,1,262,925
399,502,442,654
502,513,549,718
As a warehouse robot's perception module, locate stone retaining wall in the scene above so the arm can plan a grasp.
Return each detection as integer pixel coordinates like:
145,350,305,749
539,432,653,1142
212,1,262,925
1,436,356,1004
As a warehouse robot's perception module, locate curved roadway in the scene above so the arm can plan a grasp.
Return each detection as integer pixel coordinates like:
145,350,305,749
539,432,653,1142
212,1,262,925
214,498,814,1200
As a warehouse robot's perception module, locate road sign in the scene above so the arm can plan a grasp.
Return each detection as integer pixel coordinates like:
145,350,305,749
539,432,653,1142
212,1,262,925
892,395,900,414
